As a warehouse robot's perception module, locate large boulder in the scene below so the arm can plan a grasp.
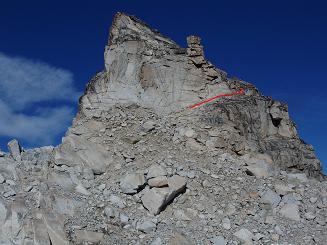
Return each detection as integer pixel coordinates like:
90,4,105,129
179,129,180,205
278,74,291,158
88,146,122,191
54,134,113,174
141,175,186,215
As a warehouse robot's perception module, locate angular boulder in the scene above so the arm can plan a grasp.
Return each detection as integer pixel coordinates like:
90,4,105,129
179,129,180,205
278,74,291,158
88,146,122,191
54,135,113,174
7,139,22,161
279,203,301,221
141,175,186,215
120,173,146,194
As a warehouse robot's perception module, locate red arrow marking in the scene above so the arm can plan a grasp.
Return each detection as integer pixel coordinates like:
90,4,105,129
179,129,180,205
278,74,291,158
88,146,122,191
188,88,245,109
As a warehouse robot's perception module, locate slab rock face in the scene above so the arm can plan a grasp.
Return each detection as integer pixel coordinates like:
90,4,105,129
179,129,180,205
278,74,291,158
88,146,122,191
76,12,322,178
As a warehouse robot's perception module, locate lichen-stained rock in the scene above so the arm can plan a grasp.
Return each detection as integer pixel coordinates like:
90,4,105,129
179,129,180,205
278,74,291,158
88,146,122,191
54,134,113,174
202,95,322,177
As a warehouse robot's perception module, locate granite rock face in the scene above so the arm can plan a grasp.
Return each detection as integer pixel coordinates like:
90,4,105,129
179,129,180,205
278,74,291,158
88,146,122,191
79,12,229,116
0,12,326,245
78,12,321,178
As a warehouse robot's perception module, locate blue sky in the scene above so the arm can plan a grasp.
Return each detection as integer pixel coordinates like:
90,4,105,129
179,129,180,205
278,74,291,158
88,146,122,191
0,1,326,172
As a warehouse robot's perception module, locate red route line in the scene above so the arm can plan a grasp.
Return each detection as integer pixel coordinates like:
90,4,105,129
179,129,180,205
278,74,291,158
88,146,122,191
188,88,245,109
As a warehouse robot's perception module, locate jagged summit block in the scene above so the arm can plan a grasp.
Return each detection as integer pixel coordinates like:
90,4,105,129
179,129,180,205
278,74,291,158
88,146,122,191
80,12,230,116
75,12,322,177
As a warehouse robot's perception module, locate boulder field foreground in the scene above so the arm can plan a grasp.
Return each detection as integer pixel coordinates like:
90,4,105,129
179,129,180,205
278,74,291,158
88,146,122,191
0,12,326,244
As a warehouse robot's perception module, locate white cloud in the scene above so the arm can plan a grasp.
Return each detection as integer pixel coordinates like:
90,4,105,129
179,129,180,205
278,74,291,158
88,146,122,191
0,52,81,146
0,52,80,110
0,100,74,145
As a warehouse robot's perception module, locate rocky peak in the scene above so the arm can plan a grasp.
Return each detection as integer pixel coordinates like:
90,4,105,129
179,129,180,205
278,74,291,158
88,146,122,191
76,12,322,178
108,12,179,48
104,13,182,72
82,13,232,117
1,12,325,245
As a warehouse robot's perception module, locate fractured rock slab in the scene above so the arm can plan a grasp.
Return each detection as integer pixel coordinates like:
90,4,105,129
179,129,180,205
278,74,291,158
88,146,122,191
141,175,186,215
120,173,146,194
54,135,113,174
141,188,169,215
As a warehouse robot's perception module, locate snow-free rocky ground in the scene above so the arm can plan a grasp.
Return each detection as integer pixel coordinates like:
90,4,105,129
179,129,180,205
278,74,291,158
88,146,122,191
0,12,326,245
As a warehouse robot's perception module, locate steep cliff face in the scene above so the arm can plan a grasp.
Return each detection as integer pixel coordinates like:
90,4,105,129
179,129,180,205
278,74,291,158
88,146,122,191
79,12,229,115
75,12,321,178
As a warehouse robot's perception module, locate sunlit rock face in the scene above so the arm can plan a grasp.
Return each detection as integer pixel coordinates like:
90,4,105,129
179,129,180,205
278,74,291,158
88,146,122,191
77,12,321,177
80,12,230,115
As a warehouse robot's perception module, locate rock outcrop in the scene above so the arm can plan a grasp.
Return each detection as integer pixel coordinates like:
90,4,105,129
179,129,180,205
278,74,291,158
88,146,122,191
0,12,326,245
78,12,321,178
